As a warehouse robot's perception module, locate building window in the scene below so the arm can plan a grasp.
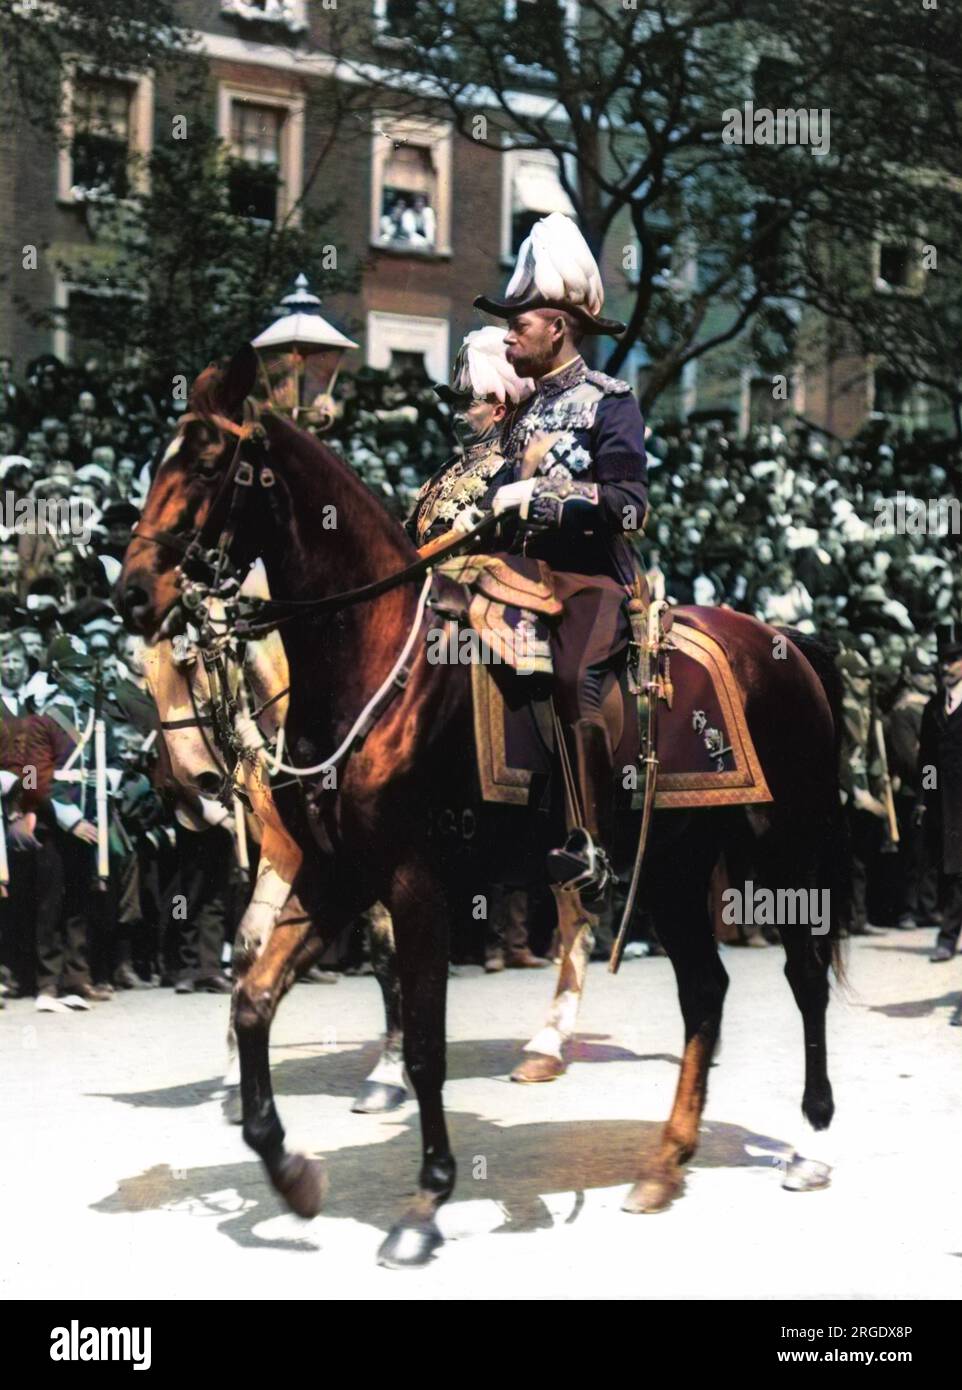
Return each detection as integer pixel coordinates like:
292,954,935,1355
373,0,453,46
229,102,284,222
377,0,417,38
874,240,919,293
503,0,579,70
366,311,450,383
220,0,308,34
753,54,796,108
217,84,305,225
71,78,131,198
58,68,154,203
501,147,575,261
873,368,911,416
371,118,452,255
52,278,135,372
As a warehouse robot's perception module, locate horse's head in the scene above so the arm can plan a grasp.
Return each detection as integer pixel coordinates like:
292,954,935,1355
116,345,259,639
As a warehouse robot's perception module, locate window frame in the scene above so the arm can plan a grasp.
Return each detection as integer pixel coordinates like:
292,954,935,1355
220,0,308,34
216,81,305,226
372,0,455,51
57,62,154,205
370,115,452,257
499,142,577,265
873,236,925,297
366,310,450,383
52,274,140,368
502,0,581,79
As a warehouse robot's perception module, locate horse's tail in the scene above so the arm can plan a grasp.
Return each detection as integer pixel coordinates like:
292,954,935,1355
780,627,850,981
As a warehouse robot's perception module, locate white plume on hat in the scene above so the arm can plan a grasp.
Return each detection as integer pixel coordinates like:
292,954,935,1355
505,213,604,317
452,327,534,405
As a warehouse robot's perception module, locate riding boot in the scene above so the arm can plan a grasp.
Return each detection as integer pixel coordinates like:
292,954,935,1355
547,719,615,903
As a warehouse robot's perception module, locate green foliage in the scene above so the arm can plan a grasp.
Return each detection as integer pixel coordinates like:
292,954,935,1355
0,0,189,134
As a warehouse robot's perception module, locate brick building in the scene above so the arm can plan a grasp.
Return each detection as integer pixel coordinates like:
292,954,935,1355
0,0,640,394
0,0,950,437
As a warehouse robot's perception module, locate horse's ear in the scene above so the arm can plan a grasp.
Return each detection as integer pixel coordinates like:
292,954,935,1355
218,343,259,416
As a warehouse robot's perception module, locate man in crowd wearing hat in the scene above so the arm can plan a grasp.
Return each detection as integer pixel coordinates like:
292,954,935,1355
917,621,962,968
471,212,648,899
837,641,891,934
34,634,118,1009
888,645,940,931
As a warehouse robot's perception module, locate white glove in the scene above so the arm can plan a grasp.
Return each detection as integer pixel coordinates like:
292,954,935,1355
492,479,536,519
451,505,484,534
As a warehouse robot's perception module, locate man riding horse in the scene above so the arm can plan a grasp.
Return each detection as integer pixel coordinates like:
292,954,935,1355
411,213,649,903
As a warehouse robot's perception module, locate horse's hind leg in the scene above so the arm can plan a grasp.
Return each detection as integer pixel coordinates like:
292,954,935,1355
352,902,408,1114
625,828,728,1213
235,898,333,1218
780,925,834,1192
377,860,455,1269
512,886,597,1083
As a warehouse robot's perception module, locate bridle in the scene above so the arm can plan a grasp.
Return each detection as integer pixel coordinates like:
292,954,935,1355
131,406,497,798
131,408,496,637
131,411,266,595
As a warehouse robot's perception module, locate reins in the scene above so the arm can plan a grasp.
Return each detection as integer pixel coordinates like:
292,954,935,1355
136,410,504,794
134,411,498,638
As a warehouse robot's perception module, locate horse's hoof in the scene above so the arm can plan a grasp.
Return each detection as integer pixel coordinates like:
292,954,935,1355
351,1080,408,1114
511,1052,565,1083
781,1154,831,1192
272,1153,328,1218
377,1220,443,1269
622,1174,680,1213
221,1087,243,1125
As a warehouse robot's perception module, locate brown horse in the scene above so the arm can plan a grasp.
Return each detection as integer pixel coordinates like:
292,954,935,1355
117,347,845,1266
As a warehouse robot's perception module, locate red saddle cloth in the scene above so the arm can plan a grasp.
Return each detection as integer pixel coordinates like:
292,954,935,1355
471,611,772,811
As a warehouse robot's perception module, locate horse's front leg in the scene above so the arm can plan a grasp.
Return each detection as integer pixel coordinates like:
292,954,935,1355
222,857,296,1121
351,902,408,1114
512,886,597,1083
235,897,331,1218
377,860,455,1269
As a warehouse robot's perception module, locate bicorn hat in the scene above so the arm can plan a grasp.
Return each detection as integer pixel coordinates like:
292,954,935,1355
434,327,534,405
474,213,625,337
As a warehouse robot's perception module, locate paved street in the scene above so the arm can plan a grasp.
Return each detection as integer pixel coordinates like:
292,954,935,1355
2,934,960,1301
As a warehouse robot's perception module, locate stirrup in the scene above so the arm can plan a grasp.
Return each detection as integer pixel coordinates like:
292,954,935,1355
546,828,613,901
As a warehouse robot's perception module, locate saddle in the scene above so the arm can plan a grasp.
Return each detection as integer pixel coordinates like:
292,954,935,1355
431,552,772,813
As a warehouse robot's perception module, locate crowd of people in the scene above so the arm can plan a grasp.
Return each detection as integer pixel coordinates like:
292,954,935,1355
0,347,958,1012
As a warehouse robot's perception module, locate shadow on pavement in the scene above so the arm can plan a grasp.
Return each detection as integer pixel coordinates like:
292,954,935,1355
90,1112,788,1250
867,991,960,1019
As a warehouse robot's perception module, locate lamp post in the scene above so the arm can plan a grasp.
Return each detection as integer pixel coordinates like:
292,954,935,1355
251,272,358,430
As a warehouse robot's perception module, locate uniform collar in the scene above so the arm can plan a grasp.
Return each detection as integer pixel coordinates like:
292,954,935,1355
534,355,587,399
463,436,502,464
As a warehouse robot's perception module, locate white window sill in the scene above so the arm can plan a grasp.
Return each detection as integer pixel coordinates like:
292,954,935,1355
372,240,452,260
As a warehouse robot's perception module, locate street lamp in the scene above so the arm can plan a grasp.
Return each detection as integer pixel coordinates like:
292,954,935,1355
251,272,358,430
